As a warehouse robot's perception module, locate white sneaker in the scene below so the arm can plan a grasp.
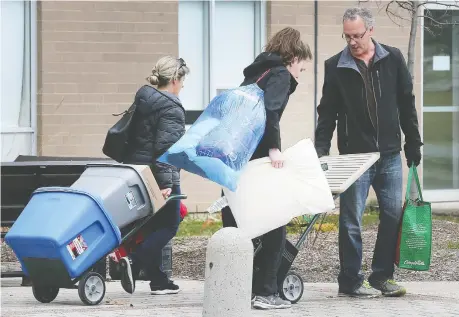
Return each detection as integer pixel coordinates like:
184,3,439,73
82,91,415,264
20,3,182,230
338,280,380,298
253,294,291,310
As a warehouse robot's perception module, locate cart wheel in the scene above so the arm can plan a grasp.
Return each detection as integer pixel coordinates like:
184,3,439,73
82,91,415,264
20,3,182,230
78,272,106,305
32,285,59,303
280,272,304,304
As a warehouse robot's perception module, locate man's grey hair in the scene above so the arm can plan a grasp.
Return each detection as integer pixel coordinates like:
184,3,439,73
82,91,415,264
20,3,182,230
343,7,375,29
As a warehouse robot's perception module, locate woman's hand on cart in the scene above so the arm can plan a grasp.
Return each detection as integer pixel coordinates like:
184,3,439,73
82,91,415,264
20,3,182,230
161,188,172,199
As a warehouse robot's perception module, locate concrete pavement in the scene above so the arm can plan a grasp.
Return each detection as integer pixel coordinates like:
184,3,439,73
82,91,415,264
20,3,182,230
1,278,458,316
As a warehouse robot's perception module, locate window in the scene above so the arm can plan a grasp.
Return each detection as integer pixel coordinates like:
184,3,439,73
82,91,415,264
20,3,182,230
422,7,459,201
178,0,266,124
1,0,36,161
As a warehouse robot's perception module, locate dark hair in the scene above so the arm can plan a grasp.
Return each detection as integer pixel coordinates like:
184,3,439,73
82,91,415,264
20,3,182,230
264,27,313,65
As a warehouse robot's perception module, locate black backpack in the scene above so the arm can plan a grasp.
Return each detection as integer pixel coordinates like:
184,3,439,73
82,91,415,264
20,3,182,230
102,103,136,162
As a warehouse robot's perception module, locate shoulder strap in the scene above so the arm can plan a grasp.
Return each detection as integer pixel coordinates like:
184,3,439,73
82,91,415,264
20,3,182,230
256,69,271,83
112,103,136,117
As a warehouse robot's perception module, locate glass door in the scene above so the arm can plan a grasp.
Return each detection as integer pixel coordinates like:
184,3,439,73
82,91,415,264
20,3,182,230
423,8,459,201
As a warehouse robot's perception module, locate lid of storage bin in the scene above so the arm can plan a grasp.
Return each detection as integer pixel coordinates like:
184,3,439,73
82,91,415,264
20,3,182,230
33,186,122,244
83,163,166,212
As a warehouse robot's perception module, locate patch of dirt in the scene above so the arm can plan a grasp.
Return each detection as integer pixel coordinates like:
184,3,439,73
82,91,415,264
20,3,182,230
170,219,459,283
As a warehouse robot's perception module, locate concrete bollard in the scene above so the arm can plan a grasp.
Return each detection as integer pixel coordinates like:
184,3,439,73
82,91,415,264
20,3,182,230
202,227,254,317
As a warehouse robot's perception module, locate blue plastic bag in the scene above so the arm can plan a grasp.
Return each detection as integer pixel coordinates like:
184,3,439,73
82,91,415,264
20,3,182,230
158,83,266,191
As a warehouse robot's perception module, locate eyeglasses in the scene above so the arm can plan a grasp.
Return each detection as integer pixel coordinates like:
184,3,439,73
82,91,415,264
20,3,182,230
342,29,368,42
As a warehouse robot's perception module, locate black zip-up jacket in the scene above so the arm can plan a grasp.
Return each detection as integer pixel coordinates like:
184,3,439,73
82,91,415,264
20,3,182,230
314,40,422,156
123,85,185,189
241,52,298,160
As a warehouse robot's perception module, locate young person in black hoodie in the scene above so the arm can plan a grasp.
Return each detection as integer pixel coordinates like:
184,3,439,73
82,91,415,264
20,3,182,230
221,27,312,310
119,55,190,296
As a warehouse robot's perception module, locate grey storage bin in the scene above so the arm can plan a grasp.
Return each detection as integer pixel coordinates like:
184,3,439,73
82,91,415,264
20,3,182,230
71,164,153,228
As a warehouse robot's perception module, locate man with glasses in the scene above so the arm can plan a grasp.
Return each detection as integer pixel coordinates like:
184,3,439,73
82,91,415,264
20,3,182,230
314,7,423,298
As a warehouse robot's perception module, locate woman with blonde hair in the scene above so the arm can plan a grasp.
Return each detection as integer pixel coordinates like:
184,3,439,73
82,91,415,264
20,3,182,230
120,55,190,295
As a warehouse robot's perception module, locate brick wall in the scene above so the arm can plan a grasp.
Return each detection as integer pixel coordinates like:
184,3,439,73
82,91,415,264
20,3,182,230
37,1,178,156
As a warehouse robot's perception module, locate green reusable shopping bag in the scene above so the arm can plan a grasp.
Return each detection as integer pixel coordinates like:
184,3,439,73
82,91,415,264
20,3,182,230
395,165,432,271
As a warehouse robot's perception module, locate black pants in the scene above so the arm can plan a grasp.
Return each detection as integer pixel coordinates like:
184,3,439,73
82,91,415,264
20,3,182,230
131,184,181,287
222,204,286,296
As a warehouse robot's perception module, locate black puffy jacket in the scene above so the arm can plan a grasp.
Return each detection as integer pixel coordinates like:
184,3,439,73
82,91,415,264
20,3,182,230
123,85,185,189
240,52,298,160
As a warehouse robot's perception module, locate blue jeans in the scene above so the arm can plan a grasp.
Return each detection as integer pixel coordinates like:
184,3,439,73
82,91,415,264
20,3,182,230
338,153,402,292
131,184,181,286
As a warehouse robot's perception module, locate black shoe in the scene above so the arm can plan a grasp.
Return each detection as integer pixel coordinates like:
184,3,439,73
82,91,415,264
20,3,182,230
150,280,180,295
120,256,135,294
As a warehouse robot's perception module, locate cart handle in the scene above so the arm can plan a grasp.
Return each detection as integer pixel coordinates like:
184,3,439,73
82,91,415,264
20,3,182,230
165,194,187,203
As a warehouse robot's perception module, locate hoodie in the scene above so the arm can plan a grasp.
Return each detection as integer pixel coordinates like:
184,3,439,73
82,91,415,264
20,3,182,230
124,85,186,189
240,52,298,160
